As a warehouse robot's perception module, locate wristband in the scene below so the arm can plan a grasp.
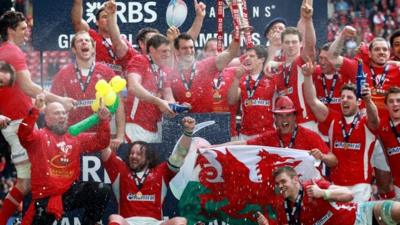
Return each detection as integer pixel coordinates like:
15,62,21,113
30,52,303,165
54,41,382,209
323,190,331,201
183,130,193,137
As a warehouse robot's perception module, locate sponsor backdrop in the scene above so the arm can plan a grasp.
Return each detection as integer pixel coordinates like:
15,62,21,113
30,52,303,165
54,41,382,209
33,0,327,51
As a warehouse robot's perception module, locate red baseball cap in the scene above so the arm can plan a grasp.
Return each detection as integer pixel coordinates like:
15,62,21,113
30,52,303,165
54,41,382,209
272,96,296,114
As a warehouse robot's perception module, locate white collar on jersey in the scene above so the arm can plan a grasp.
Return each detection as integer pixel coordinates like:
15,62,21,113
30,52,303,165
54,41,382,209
343,114,357,124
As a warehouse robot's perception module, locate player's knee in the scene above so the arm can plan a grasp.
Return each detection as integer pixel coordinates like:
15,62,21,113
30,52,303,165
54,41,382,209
170,217,187,225
108,214,125,224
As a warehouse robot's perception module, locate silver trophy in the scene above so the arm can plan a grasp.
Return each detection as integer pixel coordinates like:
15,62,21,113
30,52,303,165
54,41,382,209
223,0,252,32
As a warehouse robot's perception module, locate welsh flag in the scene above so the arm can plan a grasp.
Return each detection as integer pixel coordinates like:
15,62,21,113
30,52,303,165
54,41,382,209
170,138,322,225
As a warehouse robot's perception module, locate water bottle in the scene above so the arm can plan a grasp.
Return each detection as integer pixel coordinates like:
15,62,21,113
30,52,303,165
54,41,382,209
169,103,190,113
356,59,365,99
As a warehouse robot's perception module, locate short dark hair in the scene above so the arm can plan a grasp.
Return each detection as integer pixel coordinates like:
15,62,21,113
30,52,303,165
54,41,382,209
203,37,217,51
320,42,332,52
390,29,400,47
0,61,16,86
95,6,105,21
135,27,160,46
340,83,357,97
146,34,170,53
281,27,302,43
174,33,194,50
125,141,160,169
272,166,298,179
247,45,268,60
385,86,400,104
71,31,95,49
0,11,25,42
369,37,389,51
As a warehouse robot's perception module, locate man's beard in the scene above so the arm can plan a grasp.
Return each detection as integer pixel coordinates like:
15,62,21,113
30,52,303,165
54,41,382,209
47,124,67,135
180,55,195,68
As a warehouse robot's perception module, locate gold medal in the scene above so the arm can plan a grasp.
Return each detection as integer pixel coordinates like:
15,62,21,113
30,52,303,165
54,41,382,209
344,142,348,150
244,99,252,107
136,191,143,198
156,92,162,98
185,91,192,98
213,91,222,101
371,88,377,95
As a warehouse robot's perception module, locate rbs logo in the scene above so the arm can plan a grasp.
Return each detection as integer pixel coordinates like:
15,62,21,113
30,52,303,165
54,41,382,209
86,1,157,24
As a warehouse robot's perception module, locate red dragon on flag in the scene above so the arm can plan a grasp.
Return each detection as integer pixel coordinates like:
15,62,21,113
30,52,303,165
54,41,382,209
172,139,322,225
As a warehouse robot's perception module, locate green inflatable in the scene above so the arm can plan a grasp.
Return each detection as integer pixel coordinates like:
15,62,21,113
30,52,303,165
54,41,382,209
68,95,120,136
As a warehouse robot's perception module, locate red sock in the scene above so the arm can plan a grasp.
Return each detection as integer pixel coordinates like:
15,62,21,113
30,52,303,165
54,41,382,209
109,223,121,225
0,187,24,225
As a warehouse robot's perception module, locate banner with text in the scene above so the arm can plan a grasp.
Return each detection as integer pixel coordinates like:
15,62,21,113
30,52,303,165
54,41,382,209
32,0,327,51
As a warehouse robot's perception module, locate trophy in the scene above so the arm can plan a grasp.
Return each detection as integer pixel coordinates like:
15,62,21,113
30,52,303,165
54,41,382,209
217,0,253,52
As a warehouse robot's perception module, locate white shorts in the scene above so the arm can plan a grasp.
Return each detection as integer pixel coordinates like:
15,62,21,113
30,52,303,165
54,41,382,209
344,183,372,202
1,119,29,164
371,141,390,171
125,216,163,225
125,123,161,143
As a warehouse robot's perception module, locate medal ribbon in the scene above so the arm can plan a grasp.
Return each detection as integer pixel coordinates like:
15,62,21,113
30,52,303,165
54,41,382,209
245,73,263,99
147,55,165,91
341,112,360,142
283,63,293,87
279,125,298,148
212,71,224,91
132,168,150,191
284,188,303,225
102,37,116,62
389,119,400,144
217,0,224,52
369,65,389,89
321,73,338,104
74,62,95,93
179,63,196,93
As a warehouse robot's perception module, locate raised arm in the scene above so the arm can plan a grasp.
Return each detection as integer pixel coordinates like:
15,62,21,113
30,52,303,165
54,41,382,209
215,38,240,71
80,105,111,153
126,72,174,117
17,70,75,111
299,0,316,61
297,0,313,47
302,58,329,122
328,26,356,68
186,0,206,41
168,116,196,170
105,0,128,59
227,67,244,105
17,94,45,146
110,97,125,150
361,83,380,131
71,0,90,32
